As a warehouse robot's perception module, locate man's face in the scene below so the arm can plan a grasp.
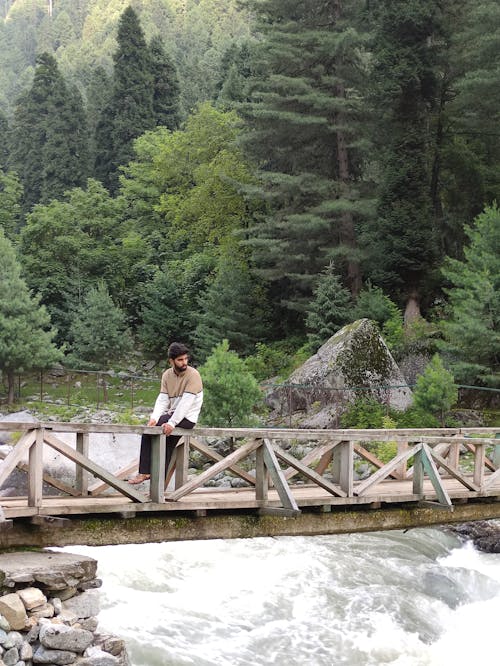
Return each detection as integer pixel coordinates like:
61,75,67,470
171,354,189,373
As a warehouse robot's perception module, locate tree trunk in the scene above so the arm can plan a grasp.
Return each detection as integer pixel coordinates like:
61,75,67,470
404,290,422,326
333,0,362,297
336,118,362,297
7,369,15,405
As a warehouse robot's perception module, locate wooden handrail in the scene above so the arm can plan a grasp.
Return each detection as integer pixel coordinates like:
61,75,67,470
0,423,498,520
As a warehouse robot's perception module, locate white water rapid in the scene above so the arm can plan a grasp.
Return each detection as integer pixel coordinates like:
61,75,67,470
62,527,500,665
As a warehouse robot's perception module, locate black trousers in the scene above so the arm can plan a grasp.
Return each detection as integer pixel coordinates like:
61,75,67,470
138,413,195,475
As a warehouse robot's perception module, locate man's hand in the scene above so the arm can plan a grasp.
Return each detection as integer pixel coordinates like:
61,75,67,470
148,418,157,426
162,423,175,435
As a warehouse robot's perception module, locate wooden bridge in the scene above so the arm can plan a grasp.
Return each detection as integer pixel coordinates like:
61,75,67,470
0,421,499,548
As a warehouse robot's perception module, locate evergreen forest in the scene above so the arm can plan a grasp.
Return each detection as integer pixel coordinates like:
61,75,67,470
0,0,498,410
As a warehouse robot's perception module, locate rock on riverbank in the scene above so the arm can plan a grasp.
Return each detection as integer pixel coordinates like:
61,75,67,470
0,551,130,665
445,520,500,553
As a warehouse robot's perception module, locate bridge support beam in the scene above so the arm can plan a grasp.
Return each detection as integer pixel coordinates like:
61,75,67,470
3,501,500,549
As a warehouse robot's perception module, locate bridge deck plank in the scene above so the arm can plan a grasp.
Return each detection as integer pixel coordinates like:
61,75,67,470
2,475,500,519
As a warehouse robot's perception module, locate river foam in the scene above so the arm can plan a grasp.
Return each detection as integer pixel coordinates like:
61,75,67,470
60,527,500,665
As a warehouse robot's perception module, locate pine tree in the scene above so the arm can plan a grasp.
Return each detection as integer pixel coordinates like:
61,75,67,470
86,66,113,174
42,83,89,204
306,263,352,352
194,257,269,362
242,0,369,332
364,0,443,322
0,230,61,404
0,111,9,171
0,170,23,241
9,52,89,210
216,42,253,108
198,339,263,427
440,204,500,386
69,281,132,369
95,6,154,192
446,0,500,224
149,35,181,130
138,268,192,359
413,354,458,425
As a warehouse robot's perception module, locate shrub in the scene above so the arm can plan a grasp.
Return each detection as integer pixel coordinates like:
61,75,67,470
413,354,458,425
199,339,263,427
340,397,386,429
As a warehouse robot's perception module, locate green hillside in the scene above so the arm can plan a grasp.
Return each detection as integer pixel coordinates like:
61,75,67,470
0,0,252,116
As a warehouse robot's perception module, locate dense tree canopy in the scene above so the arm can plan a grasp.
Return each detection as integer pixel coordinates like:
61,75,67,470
241,0,370,335
0,0,499,398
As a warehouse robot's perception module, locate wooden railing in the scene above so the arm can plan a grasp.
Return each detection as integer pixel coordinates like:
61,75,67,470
0,422,499,520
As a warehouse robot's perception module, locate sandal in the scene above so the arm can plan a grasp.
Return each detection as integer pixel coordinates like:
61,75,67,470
128,473,150,485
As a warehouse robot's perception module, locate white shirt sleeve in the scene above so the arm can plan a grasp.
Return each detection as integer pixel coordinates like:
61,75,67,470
150,392,169,421
167,392,196,428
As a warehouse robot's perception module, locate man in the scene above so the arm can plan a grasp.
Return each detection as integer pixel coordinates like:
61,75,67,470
128,342,203,485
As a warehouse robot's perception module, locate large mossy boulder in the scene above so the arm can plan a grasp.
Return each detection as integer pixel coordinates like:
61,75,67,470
266,319,413,428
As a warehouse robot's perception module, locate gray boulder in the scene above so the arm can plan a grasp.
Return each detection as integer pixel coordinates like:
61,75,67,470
266,319,413,428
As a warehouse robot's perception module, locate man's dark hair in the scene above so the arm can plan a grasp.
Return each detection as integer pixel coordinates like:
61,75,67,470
168,342,189,359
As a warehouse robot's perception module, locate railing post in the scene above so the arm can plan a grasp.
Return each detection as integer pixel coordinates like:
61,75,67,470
492,433,500,469
150,432,166,503
448,439,460,470
255,440,268,503
396,440,409,479
473,441,485,487
175,436,190,489
331,440,353,496
28,426,44,508
412,446,424,495
76,431,89,495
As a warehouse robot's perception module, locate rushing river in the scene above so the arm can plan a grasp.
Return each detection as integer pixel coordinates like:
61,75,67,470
63,527,500,666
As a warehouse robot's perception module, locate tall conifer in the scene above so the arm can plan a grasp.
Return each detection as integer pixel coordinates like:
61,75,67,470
10,52,89,210
365,0,443,322
149,35,181,130
95,6,154,192
242,0,369,333
0,230,61,403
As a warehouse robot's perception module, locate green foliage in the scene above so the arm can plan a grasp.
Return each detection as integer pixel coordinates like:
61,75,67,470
156,103,254,254
394,406,440,429
246,337,311,383
149,35,180,130
440,203,500,386
399,316,440,358
68,281,132,369
242,0,369,323
19,179,131,341
95,6,154,192
353,282,404,352
9,52,89,211
364,0,441,307
0,230,62,403
340,397,386,429
138,267,193,359
354,282,396,326
199,339,263,427
121,103,254,265
413,354,458,424
340,395,441,431
194,257,269,362
374,415,398,463
306,263,352,352
0,170,23,240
